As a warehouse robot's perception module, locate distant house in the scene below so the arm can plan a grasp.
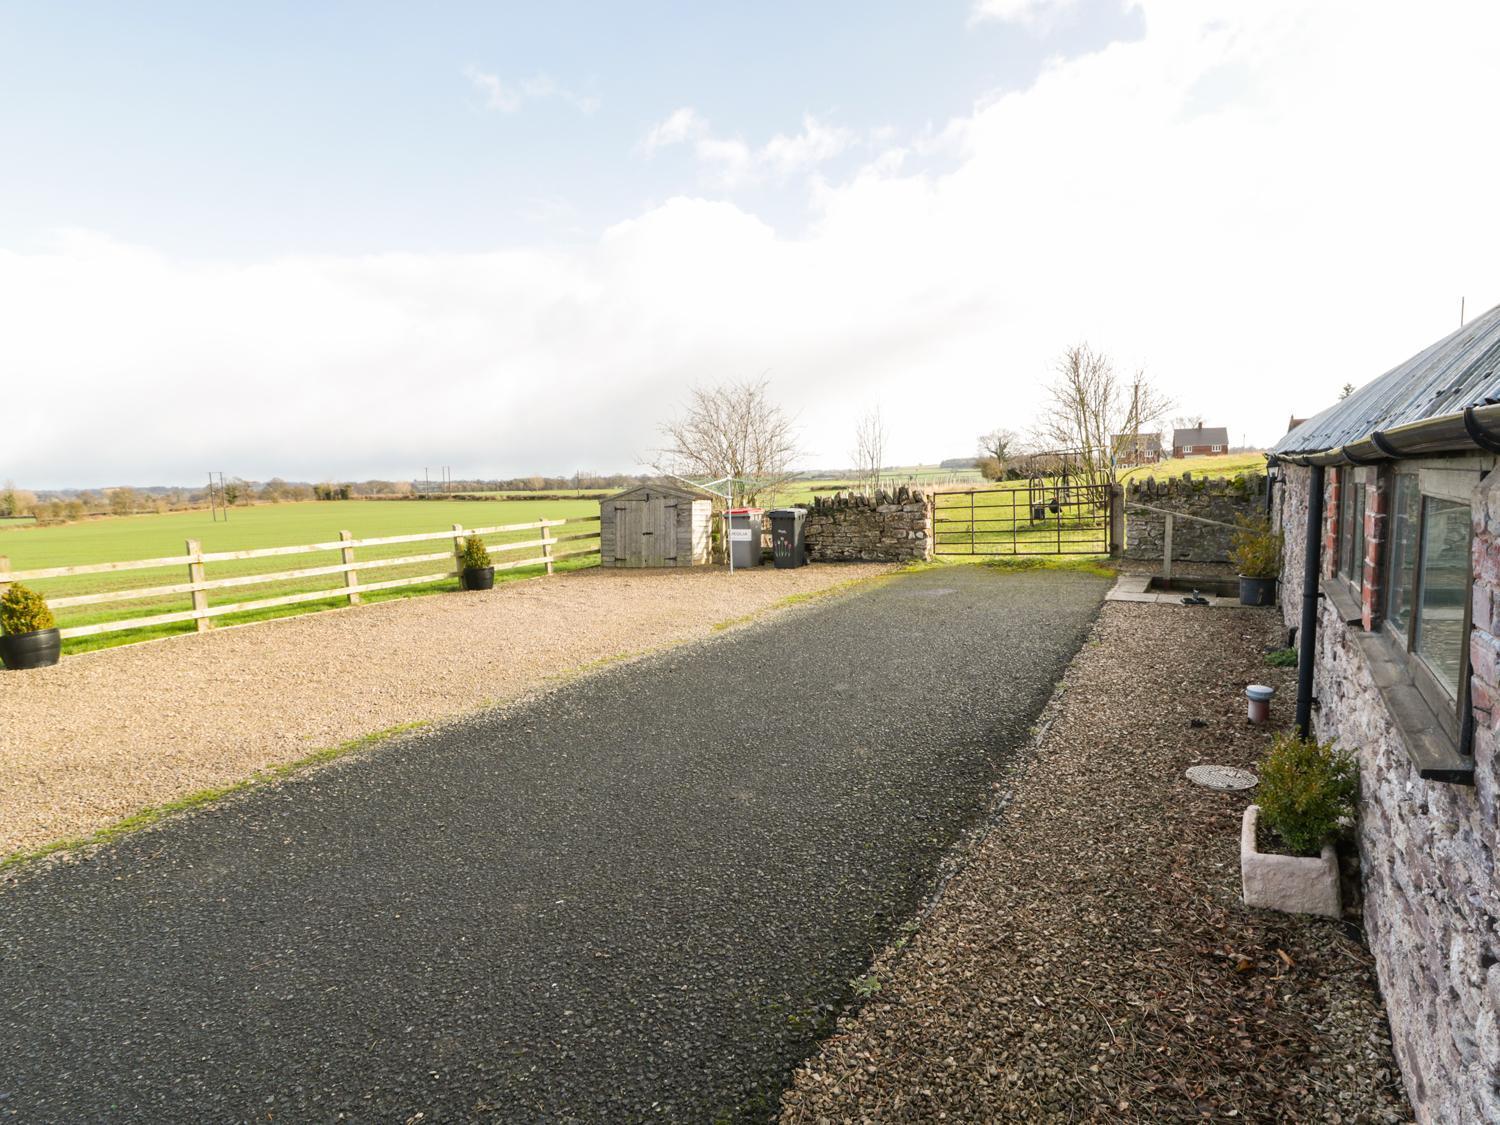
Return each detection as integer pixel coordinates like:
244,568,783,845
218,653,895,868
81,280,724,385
1171,426,1229,457
1287,415,1308,433
1111,431,1163,467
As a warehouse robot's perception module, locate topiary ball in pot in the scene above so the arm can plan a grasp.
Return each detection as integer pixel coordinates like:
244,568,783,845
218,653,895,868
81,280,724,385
1256,732,1358,857
460,535,495,591
0,583,62,670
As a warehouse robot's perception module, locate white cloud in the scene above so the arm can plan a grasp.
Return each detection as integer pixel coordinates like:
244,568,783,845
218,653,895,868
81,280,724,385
969,0,1078,27
640,106,708,153
641,108,856,187
463,67,599,114
8,0,1500,487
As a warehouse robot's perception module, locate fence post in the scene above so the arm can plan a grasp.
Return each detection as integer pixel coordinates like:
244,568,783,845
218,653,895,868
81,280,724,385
1109,484,1124,555
185,538,210,632
0,555,9,597
542,520,556,575
452,524,465,578
1162,513,1175,581
340,530,361,605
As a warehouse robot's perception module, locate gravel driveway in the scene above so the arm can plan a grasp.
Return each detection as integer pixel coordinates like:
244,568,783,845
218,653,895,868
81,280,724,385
0,564,1106,1121
0,563,891,858
783,601,1409,1122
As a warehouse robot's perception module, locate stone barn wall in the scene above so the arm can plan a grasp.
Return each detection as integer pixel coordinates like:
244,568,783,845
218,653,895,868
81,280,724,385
1122,473,1268,562
804,488,932,563
1277,462,1500,1124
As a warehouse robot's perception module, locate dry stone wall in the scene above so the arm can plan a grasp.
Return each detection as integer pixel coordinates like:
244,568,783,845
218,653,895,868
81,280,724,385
1277,463,1500,1124
1123,473,1268,562
804,488,932,563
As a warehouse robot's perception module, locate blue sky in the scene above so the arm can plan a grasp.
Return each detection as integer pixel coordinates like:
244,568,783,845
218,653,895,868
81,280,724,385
0,1,1140,257
5,1,1500,488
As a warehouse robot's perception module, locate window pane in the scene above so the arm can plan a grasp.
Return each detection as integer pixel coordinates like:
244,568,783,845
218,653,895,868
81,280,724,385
1351,483,1366,586
1413,496,1471,696
1338,470,1355,576
1385,475,1419,635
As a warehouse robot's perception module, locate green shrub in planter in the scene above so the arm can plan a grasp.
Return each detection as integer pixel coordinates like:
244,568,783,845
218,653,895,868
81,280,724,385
460,535,492,570
1,583,55,635
1256,733,1358,857
1230,515,1282,579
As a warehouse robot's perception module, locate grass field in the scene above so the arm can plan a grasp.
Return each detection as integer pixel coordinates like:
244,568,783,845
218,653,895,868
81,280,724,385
0,499,602,652
1119,451,1267,484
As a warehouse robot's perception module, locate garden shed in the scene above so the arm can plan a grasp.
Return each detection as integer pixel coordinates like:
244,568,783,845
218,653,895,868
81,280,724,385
600,481,716,568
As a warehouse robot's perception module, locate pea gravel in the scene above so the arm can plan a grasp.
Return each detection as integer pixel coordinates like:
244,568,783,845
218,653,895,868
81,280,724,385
0,564,890,858
781,601,1411,1123
0,564,1107,1121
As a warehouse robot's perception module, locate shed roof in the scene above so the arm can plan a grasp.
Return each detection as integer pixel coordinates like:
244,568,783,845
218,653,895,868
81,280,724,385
1275,302,1500,456
603,480,721,503
1173,426,1229,447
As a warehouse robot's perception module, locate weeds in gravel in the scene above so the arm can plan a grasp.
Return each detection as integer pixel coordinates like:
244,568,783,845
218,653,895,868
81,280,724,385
1265,646,1298,668
980,556,1116,578
0,721,429,874
850,973,883,998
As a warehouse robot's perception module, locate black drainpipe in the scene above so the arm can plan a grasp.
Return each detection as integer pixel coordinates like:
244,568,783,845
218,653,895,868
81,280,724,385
1295,462,1325,738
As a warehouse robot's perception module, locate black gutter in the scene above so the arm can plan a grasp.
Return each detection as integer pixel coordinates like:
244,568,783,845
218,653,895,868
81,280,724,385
1295,463,1324,738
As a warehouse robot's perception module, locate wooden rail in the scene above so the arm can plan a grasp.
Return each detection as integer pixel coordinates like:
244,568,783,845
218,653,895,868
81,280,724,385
0,516,602,641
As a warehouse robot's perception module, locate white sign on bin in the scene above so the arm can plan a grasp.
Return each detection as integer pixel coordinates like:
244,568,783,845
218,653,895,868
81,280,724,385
729,528,752,542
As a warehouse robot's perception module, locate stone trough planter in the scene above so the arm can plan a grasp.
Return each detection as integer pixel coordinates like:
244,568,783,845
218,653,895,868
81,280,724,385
1240,805,1341,919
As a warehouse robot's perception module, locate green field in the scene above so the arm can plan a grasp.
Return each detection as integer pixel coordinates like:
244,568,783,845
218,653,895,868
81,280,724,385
1,499,602,652
1119,451,1267,484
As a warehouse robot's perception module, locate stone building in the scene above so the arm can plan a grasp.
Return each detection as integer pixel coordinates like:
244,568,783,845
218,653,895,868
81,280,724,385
1270,304,1500,1123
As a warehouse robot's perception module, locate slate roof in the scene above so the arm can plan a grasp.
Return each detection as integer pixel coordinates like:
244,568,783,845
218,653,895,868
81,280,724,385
1275,302,1500,456
1173,426,1229,448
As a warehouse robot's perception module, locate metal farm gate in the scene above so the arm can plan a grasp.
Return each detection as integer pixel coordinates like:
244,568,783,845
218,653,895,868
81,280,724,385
933,481,1118,556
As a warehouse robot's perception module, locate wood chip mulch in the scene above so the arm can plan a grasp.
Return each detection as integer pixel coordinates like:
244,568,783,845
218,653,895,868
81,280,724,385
781,601,1412,1123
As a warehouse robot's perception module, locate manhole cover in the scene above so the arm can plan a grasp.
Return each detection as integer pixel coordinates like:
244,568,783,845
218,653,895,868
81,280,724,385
1186,764,1258,791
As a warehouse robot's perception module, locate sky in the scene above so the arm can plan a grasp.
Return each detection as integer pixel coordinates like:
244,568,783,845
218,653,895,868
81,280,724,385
4,0,1500,488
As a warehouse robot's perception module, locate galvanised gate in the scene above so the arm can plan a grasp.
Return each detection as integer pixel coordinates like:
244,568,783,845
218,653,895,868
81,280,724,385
932,480,1117,556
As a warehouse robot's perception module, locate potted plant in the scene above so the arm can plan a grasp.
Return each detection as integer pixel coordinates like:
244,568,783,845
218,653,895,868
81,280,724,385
0,583,62,670
459,534,495,591
1241,733,1357,918
1230,515,1282,606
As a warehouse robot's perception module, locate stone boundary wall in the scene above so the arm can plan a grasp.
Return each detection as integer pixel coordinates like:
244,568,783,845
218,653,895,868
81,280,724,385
804,487,932,563
1122,473,1267,562
1278,463,1500,1123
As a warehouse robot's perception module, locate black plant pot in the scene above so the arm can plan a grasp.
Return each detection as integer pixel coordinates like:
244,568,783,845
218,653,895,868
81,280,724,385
462,566,495,591
0,627,62,670
1239,575,1277,606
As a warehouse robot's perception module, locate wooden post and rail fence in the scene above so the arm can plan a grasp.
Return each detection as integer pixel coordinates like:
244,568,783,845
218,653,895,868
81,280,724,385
0,515,600,642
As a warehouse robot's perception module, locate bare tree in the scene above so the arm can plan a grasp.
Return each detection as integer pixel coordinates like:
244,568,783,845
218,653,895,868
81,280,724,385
851,406,888,495
1034,344,1171,489
978,428,1018,462
653,377,800,504
1171,413,1206,431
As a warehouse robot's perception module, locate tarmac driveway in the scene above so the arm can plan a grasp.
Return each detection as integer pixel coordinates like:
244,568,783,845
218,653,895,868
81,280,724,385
0,564,1107,1122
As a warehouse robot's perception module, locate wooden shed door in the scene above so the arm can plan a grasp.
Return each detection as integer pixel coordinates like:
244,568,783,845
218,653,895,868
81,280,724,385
643,498,676,566
615,501,643,566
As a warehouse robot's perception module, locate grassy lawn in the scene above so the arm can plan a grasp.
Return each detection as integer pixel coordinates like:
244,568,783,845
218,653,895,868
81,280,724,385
0,499,602,652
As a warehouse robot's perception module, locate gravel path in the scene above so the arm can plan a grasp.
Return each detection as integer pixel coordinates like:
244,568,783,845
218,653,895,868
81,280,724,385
0,564,892,858
0,565,1107,1121
782,601,1411,1122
